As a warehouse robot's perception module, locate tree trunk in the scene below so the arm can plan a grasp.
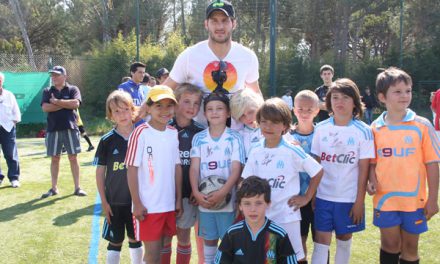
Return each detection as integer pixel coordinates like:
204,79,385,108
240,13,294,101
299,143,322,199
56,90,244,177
172,0,177,31
180,0,186,37
100,0,111,43
8,0,37,70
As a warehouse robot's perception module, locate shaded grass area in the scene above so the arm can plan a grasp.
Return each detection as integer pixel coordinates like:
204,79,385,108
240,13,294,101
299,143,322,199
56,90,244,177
17,115,113,138
0,138,439,263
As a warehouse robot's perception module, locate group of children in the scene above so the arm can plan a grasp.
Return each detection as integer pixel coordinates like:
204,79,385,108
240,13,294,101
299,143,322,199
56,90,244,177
94,67,439,264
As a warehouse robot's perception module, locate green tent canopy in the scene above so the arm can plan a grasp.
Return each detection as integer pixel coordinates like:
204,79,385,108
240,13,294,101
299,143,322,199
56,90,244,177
3,72,49,124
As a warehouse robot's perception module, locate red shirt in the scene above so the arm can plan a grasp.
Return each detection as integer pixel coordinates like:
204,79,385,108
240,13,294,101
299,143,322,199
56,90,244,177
430,88,440,130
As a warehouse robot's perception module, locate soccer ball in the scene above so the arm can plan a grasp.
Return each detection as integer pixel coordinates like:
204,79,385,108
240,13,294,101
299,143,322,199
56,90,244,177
198,175,232,210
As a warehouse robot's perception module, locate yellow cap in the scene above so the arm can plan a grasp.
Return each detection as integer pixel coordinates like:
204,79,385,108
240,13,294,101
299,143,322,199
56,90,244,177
146,85,177,103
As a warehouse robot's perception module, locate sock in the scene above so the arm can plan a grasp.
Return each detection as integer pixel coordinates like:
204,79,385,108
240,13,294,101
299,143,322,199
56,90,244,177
160,243,172,264
399,259,419,264
203,245,217,264
335,238,352,264
194,224,205,264
83,134,93,147
311,243,330,264
176,243,192,264
380,249,399,264
129,242,143,264
107,244,122,264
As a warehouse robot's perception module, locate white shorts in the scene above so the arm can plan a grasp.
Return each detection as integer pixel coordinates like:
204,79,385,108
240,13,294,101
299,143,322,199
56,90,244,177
176,198,198,229
279,221,305,260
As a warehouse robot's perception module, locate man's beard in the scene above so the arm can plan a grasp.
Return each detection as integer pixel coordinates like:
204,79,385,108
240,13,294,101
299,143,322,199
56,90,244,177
208,31,232,44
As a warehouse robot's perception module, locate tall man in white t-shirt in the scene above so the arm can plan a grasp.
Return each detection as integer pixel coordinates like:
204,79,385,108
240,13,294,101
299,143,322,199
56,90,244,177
144,0,261,126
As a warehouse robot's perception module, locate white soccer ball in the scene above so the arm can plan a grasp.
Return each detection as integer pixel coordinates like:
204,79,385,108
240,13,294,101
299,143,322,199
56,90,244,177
198,175,232,210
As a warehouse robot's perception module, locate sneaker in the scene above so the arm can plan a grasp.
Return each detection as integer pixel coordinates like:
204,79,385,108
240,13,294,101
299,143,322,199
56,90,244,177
61,146,67,153
87,145,95,152
74,188,87,196
11,180,20,188
41,188,58,199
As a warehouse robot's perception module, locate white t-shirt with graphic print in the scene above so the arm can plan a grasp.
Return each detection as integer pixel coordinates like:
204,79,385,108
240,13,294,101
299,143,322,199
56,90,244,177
125,123,180,213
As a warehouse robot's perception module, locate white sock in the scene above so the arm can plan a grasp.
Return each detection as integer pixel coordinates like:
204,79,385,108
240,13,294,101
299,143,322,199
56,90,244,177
203,245,217,264
335,238,352,264
129,246,144,264
311,242,330,264
106,250,121,264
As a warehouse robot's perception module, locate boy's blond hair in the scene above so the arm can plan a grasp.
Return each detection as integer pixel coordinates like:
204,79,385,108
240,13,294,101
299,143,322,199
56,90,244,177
230,89,264,121
174,83,203,102
106,90,135,121
294,90,319,107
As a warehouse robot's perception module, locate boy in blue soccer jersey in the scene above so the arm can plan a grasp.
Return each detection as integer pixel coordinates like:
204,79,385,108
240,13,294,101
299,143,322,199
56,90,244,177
94,91,143,264
190,92,245,264
289,90,320,264
215,176,298,264
242,97,323,263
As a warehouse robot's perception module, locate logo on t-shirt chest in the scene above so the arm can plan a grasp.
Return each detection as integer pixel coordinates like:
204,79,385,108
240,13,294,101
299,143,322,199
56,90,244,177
268,175,286,189
321,151,356,164
180,150,190,165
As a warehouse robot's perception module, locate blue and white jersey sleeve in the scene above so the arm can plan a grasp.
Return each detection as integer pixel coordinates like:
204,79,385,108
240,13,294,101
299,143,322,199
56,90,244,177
297,148,322,178
190,130,205,159
229,129,246,164
355,121,375,159
310,126,321,158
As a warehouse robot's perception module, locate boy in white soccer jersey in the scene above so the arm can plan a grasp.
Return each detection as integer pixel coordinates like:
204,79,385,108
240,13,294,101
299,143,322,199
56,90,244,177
241,97,323,262
230,89,264,159
189,92,245,264
310,79,375,264
125,85,183,264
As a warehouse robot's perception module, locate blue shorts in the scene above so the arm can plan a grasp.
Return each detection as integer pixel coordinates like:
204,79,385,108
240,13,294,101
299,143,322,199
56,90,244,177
198,211,235,240
373,208,428,234
314,198,365,235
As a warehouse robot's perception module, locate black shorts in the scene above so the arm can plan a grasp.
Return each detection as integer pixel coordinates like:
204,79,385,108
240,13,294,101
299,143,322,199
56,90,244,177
102,205,135,243
300,201,316,239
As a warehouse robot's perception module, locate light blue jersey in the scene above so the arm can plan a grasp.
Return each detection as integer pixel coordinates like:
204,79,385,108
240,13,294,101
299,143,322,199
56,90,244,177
290,128,314,195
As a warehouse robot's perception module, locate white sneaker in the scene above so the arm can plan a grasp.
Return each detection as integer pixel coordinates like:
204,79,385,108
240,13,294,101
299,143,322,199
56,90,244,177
11,180,20,188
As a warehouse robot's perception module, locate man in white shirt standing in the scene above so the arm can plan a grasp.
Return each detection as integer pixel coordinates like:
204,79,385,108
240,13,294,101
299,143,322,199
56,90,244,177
157,0,262,127
0,72,21,188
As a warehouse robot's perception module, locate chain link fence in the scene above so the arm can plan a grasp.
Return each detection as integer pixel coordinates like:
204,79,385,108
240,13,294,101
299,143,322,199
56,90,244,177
0,53,121,95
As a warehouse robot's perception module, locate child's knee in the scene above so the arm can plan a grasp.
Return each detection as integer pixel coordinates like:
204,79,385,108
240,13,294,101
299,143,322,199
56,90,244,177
146,251,161,264
401,237,419,256
107,242,122,251
381,235,401,252
204,239,218,247
335,233,352,241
